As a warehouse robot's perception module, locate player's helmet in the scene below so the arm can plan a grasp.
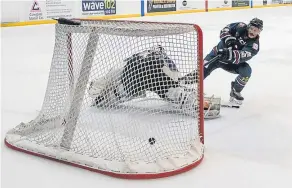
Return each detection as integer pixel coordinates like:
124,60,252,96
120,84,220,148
248,18,263,31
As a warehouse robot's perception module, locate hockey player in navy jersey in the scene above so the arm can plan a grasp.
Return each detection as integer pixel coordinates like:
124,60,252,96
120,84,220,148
204,18,263,105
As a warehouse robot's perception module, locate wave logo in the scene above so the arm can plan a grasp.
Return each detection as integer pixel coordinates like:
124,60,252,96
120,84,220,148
82,0,106,11
82,0,116,15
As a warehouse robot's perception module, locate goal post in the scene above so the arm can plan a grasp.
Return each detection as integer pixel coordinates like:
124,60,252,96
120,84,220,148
5,18,205,179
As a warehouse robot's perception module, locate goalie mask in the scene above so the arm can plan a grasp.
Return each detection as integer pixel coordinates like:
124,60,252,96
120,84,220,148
150,45,167,58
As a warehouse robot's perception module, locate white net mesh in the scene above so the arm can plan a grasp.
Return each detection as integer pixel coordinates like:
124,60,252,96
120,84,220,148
5,19,204,178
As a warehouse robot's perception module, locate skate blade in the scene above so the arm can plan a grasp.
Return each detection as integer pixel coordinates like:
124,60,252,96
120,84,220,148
221,97,242,108
221,102,240,108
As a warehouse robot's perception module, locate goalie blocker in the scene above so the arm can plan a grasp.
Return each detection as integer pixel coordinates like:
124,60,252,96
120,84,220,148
88,45,221,119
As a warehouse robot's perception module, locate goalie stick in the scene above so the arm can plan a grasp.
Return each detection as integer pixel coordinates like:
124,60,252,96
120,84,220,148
204,54,222,67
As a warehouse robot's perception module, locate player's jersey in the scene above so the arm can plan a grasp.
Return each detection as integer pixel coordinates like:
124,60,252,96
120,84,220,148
218,22,260,64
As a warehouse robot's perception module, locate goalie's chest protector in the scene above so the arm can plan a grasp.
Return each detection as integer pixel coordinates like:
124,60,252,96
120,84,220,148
121,54,178,98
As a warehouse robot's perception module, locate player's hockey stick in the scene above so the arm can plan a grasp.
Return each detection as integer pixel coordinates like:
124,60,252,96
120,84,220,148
178,55,221,84
204,54,221,67
205,47,233,66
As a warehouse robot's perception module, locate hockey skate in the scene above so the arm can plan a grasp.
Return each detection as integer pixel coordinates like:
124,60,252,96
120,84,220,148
221,81,243,108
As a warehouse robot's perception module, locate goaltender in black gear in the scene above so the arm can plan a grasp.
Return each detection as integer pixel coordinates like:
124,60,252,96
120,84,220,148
88,45,220,119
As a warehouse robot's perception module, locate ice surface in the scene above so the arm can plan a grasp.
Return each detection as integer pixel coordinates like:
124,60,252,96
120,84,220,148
1,6,292,188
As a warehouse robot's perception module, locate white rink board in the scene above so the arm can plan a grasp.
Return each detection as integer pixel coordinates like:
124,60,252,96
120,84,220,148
208,0,232,8
1,0,141,23
2,0,291,23
175,0,205,10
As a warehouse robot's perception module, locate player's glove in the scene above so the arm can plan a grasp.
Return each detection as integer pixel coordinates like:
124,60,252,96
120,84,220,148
217,48,233,61
224,36,237,48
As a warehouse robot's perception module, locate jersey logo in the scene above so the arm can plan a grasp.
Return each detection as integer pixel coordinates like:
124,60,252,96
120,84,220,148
252,43,259,50
241,51,252,58
238,37,246,45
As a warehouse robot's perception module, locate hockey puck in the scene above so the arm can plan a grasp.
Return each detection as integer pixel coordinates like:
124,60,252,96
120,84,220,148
148,137,156,145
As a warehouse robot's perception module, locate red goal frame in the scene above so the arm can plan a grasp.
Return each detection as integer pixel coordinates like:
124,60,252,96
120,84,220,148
5,19,204,179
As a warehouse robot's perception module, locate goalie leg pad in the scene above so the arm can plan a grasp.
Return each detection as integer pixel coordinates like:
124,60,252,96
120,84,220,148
165,87,196,106
165,86,199,117
88,68,126,107
165,88,221,119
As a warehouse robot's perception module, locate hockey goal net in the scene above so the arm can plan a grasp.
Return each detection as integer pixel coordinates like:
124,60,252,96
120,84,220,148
5,18,204,179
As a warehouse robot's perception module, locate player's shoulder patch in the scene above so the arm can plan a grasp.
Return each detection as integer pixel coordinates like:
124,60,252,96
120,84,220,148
222,27,230,32
238,22,246,28
252,43,259,50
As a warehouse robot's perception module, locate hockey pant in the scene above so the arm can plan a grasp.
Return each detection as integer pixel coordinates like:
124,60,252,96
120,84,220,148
204,41,252,93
